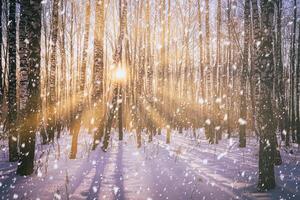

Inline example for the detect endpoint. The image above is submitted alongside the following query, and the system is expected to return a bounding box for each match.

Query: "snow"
[0,129,299,199]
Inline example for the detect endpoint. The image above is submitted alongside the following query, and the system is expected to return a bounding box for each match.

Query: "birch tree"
[7,0,18,162]
[17,0,42,175]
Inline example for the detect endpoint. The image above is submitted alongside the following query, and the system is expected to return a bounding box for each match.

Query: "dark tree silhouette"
[17,0,42,176]
[7,0,18,162]
[0,0,3,113]
[256,0,278,191]
[239,0,250,148]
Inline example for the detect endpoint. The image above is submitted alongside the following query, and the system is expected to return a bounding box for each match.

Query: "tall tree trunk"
[145,0,154,141]
[69,0,74,129]
[251,0,261,139]
[239,0,250,148]
[215,0,222,143]
[256,0,277,191]
[249,8,257,136]
[166,0,171,143]
[48,0,59,142]
[58,0,67,138]
[70,0,91,159]
[17,0,42,175]
[297,18,300,145]
[226,0,232,138]
[118,0,124,141]
[92,0,105,150]
[102,0,127,151]
[198,0,204,123]
[41,2,49,143]
[205,0,213,143]
[160,0,166,103]
[135,0,144,147]
[19,1,29,112]
[167,0,171,96]
[0,0,3,117]
[7,0,18,162]
[276,0,287,142]
[146,0,152,98]
[288,0,297,145]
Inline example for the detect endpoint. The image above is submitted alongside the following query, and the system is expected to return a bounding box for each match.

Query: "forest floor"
[0,128,299,200]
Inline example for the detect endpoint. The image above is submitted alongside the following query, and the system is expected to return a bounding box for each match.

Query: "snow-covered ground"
[0,128,299,200]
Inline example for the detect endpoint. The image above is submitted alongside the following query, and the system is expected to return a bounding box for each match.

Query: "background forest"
[0,0,299,199]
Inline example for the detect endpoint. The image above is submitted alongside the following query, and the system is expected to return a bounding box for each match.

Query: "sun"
[114,67,127,82]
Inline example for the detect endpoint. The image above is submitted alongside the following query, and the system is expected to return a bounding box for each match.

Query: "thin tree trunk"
[146,0,152,98]
[205,0,213,143]
[0,0,3,117]
[118,0,124,141]
[58,0,67,138]
[215,0,222,142]
[288,0,297,145]
[48,0,59,142]
[226,0,232,138]
[239,0,250,148]
[159,0,165,103]
[297,17,300,145]
[251,0,261,139]
[7,0,18,162]
[276,0,288,144]
[198,0,204,124]
[69,1,74,129]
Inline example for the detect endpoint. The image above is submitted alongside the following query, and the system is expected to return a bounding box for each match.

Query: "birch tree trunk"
[48,0,59,142]
[297,19,300,145]
[289,0,297,144]
[17,0,42,175]
[215,0,222,143]
[102,0,127,151]
[92,0,105,150]
[239,0,250,148]
[8,0,18,162]
[0,0,3,116]
[257,0,278,191]
[70,0,91,159]
[205,0,213,144]
[226,0,232,138]
[58,0,67,138]
[276,0,288,143]
[198,0,204,122]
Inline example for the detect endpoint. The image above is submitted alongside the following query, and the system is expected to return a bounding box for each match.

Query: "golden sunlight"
[113,67,127,82]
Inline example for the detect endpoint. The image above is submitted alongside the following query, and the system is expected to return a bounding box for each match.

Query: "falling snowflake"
[238,118,247,125]
[205,119,211,125]
[113,186,119,195]
[93,186,98,193]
